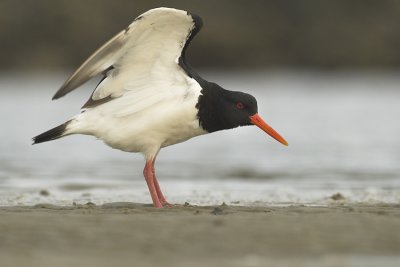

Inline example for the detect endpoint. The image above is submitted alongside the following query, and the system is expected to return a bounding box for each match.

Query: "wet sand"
[1,203,400,267]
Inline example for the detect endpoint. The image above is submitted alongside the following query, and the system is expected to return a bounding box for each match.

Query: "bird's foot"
[153,202,163,208]
[161,201,172,208]
[159,196,172,208]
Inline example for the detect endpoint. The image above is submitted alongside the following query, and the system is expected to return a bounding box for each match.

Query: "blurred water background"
[1,71,399,206]
[1,1,400,206]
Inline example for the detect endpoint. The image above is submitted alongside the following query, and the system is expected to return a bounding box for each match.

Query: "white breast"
[67,76,207,158]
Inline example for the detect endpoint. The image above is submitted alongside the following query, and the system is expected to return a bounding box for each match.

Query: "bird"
[33,7,288,208]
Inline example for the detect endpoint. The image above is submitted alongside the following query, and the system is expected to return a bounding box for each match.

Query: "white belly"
[68,95,207,158]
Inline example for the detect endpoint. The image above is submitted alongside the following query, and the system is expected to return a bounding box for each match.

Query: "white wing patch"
[53,7,198,118]
[113,64,194,117]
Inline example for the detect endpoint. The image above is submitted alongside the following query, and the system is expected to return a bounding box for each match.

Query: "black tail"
[32,120,71,144]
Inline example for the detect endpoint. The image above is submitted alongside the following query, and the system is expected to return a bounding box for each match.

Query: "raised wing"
[53,7,202,101]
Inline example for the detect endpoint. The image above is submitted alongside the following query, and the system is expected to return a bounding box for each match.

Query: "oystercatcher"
[33,7,288,208]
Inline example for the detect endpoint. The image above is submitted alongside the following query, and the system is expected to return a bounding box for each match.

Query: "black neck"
[177,13,254,132]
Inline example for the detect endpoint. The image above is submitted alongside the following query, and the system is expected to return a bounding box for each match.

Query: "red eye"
[236,102,244,109]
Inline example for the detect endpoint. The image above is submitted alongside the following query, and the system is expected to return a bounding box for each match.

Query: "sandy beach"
[1,203,399,267]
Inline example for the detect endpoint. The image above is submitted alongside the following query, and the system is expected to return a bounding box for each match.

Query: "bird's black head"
[196,82,257,132]
[220,89,258,128]
[196,82,288,146]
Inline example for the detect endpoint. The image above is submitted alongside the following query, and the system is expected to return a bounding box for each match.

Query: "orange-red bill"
[249,114,288,146]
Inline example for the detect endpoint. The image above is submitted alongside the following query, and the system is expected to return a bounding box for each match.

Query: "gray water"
[1,71,400,206]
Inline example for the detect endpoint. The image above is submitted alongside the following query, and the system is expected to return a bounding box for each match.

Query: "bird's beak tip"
[249,113,288,147]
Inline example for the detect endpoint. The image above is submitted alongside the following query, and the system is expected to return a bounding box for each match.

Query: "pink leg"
[143,160,162,208]
[151,160,170,207]
[153,176,170,206]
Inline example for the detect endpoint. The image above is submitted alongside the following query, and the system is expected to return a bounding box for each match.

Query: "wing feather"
[53,31,127,99]
[53,7,201,105]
